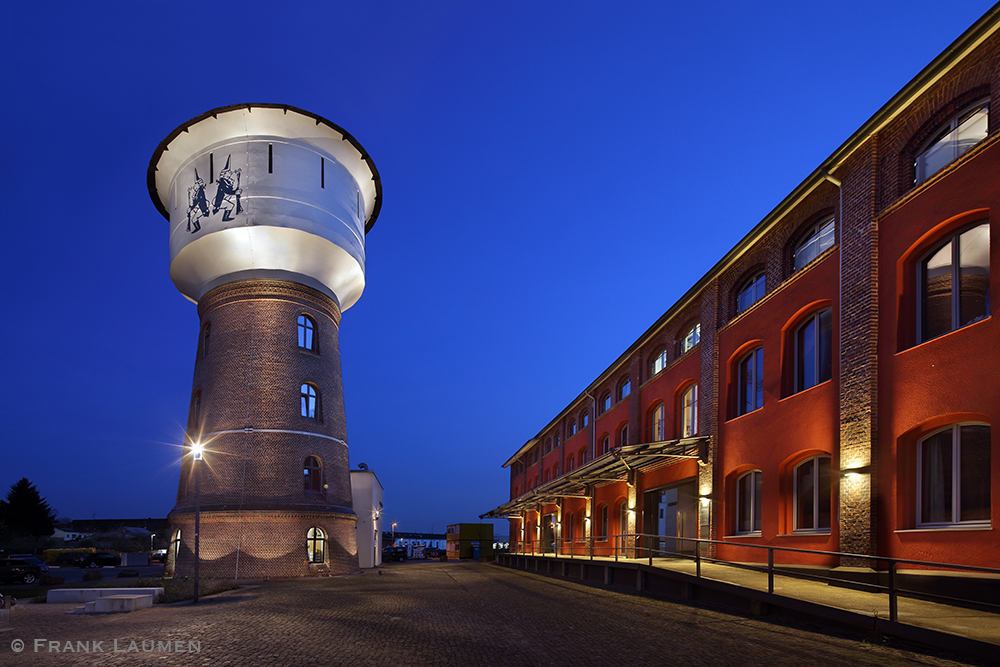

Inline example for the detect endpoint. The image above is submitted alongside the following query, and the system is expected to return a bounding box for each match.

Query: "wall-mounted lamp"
[699,496,711,505]
[840,464,874,478]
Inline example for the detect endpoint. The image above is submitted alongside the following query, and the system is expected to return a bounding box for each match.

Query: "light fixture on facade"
[840,464,873,478]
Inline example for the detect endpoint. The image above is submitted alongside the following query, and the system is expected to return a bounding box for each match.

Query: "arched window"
[919,221,989,343]
[652,404,665,441]
[188,389,202,431]
[918,423,990,526]
[618,501,629,539]
[600,435,610,455]
[569,420,577,436]
[543,468,550,483]
[793,216,836,272]
[599,392,611,414]
[579,446,588,466]
[300,383,320,419]
[793,456,831,532]
[651,348,669,375]
[565,512,574,541]
[681,324,701,353]
[597,504,608,539]
[795,310,833,392]
[544,437,552,454]
[681,384,699,437]
[915,99,989,185]
[738,348,764,416]
[554,462,561,477]
[303,456,323,492]
[735,470,762,534]
[168,529,182,573]
[737,273,766,314]
[582,410,590,428]
[618,424,628,448]
[618,377,631,401]
[298,314,317,351]
[306,527,327,563]
[201,322,211,359]
[567,453,575,471]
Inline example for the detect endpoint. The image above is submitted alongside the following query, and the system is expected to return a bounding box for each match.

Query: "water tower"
[147,104,381,578]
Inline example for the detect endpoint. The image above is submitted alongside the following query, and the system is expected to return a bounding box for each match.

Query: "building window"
[737,273,766,314]
[582,411,589,427]
[652,404,665,441]
[298,314,316,351]
[544,438,552,454]
[618,424,628,448]
[597,504,608,539]
[188,389,201,431]
[681,384,698,437]
[543,468,550,483]
[794,456,831,532]
[168,529,182,572]
[554,462,560,477]
[569,420,577,436]
[567,454,574,471]
[618,378,631,401]
[681,324,701,353]
[579,446,588,466]
[652,349,668,375]
[601,435,610,455]
[306,527,327,563]
[736,470,762,535]
[793,216,836,272]
[618,501,628,539]
[303,456,323,493]
[918,424,991,526]
[201,322,211,359]
[300,383,320,419]
[919,221,990,343]
[795,309,833,392]
[915,100,989,185]
[737,348,764,416]
[565,513,574,541]
[599,393,611,414]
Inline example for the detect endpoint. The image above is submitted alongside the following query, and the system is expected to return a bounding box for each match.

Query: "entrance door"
[644,481,697,556]
[541,513,556,553]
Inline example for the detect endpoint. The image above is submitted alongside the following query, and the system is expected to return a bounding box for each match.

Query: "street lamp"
[392,521,397,546]
[150,533,156,556]
[191,442,203,604]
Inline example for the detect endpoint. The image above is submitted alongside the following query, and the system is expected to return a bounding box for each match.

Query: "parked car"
[151,549,168,563]
[73,553,118,569]
[0,558,44,585]
[381,546,407,562]
[53,552,91,567]
[423,547,445,559]
[9,555,49,574]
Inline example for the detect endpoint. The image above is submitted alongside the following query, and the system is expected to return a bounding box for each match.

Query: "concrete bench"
[48,587,164,604]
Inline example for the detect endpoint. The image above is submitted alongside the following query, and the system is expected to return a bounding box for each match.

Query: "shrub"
[81,570,103,582]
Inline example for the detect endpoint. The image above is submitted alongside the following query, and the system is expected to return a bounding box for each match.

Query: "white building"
[350,467,384,568]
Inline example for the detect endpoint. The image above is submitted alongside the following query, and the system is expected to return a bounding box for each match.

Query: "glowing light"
[192,442,204,461]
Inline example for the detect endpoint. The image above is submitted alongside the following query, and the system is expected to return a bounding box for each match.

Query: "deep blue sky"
[2,1,994,536]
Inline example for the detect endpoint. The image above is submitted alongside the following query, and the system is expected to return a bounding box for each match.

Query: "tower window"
[306,527,327,563]
[304,456,323,493]
[300,384,320,419]
[298,315,317,351]
[202,322,211,359]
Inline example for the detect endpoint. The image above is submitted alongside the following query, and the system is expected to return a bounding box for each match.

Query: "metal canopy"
[480,436,708,519]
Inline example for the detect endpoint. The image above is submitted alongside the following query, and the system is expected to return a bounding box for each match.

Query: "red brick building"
[486,6,1000,571]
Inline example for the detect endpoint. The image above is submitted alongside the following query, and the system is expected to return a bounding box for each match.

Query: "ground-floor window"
[735,470,762,534]
[918,423,991,526]
[307,527,327,563]
[794,456,831,532]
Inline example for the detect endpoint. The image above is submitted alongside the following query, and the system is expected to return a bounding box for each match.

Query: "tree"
[0,478,56,537]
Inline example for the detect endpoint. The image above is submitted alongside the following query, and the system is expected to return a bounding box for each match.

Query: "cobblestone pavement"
[0,562,990,666]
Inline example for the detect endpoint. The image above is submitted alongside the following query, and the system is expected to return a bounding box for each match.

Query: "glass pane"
[794,235,817,272]
[818,309,832,384]
[922,240,953,341]
[796,459,815,529]
[958,223,990,328]
[818,458,831,529]
[955,106,989,158]
[920,429,953,523]
[754,348,763,410]
[737,474,752,533]
[797,318,816,390]
[959,425,991,522]
[739,355,752,414]
[918,127,958,182]
[753,472,762,532]
[817,218,835,255]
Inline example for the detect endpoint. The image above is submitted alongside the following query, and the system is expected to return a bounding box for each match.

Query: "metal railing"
[507,532,1000,622]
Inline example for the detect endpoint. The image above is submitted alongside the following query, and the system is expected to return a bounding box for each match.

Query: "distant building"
[350,467,384,568]
[485,6,1000,571]
[446,524,494,560]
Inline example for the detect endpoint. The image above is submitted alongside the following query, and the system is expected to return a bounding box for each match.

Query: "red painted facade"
[491,9,1000,572]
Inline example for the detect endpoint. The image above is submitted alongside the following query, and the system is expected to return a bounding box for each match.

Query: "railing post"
[648,535,653,567]
[614,534,618,562]
[888,562,898,622]
[767,547,774,594]
[695,539,701,579]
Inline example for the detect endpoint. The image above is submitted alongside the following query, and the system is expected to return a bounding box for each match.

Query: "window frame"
[297,314,317,352]
[793,456,832,533]
[618,424,628,448]
[599,393,612,414]
[916,423,991,528]
[680,323,701,354]
[651,403,665,442]
[736,273,766,314]
[600,434,610,456]
[597,504,608,540]
[794,309,833,393]
[651,348,669,376]
[914,99,989,186]
[737,348,764,417]
[618,377,631,402]
[303,455,323,493]
[793,216,836,272]
[681,384,698,437]
[306,527,327,563]
[917,221,990,344]
[735,470,762,535]
[300,383,320,420]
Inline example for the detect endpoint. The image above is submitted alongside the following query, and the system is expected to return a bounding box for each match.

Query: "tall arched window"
[188,389,202,431]
[652,404,665,441]
[651,348,669,375]
[681,384,699,437]
[567,453,575,471]
[918,423,990,526]
[919,221,990,343]
[298,314,317,351]
[618,377,631,401]
[735,470,762,534]
[599,393,611,414]
[582,410,590,427]
[569,419,577,436]
[168,529,182,574]
[600,435,610,455]
[738,348,764,416]
[300,383,320,419]
[306,527,327,563]
[618,424,628,448]
[681,323,701,353]
[597,504,608,539]
[795,310,833,392]
[794,456,831,532]
[303,456,323,492]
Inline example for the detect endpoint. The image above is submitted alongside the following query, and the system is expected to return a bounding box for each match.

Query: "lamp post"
[150,533,156,557]
[392,522,397,546]
[192,442,203,604]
